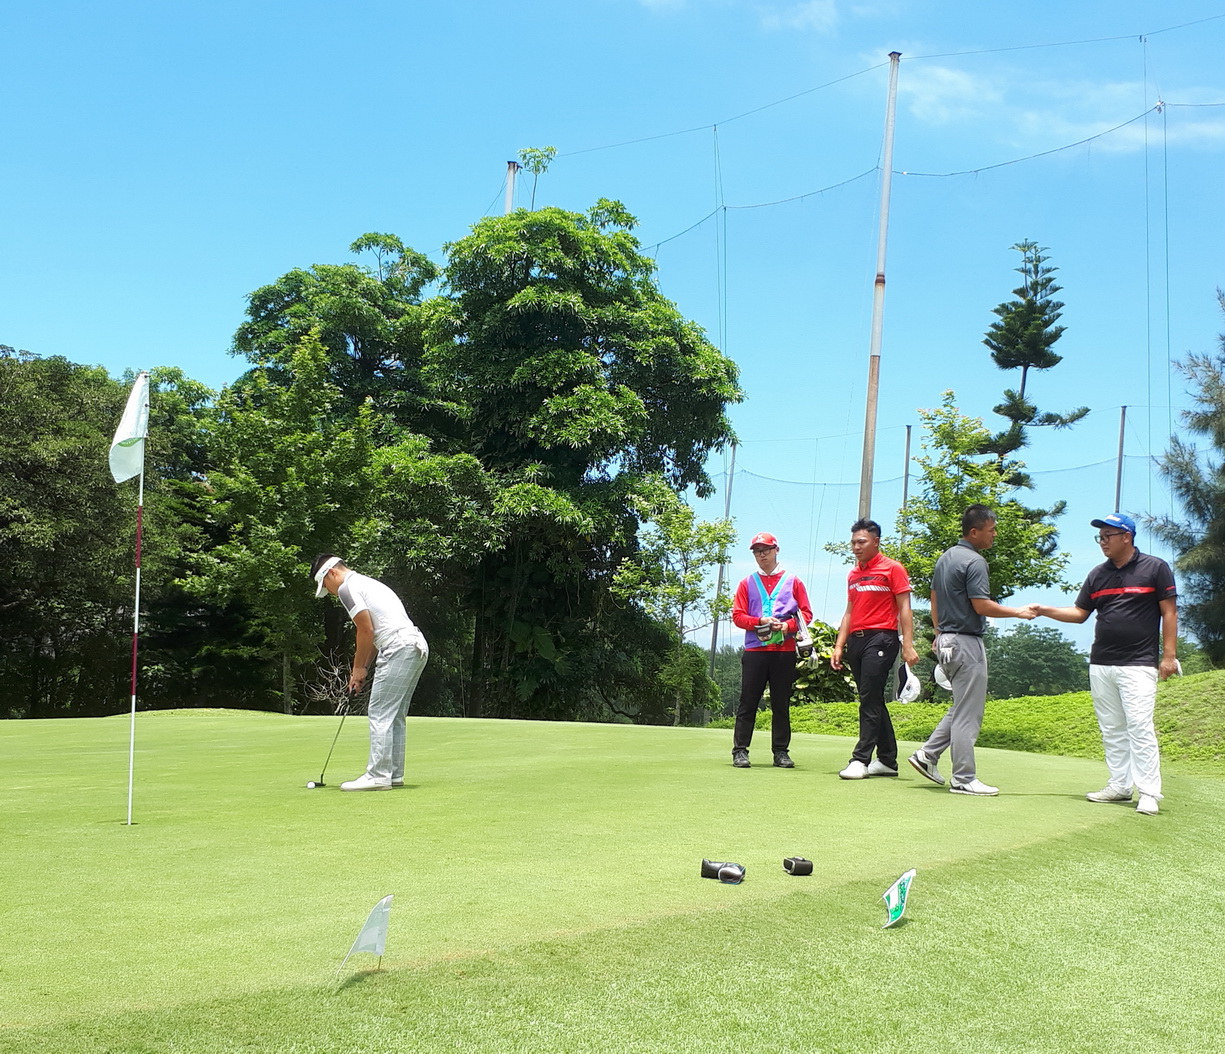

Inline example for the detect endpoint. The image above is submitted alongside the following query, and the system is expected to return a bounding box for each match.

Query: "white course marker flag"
[109,371,150,483]
[881,868,916,928]
[337,894,394,976]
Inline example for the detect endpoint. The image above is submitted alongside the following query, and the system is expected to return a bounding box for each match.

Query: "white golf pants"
[1089,664,1162,799]
[366,636,429,783]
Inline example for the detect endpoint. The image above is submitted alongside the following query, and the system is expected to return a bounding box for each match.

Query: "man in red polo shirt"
[831,518,919,779]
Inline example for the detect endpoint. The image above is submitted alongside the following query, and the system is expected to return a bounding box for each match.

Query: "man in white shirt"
[311,554,429,791]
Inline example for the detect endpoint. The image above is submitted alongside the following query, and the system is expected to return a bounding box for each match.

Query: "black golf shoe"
[732,748,751,768]
[773,751,794,768]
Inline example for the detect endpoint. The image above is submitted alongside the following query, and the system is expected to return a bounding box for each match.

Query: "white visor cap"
[313,556,342,597]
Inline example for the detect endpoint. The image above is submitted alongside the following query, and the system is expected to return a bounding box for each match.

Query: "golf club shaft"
[319,711,347,783]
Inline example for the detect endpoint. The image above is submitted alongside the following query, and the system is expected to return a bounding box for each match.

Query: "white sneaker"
[907,749,945,786]
[867,759,899,777]
[1086,787,1133,803]
[950,778,999,796]
[340,773,392,791]
[391,779,405,788]
[1136,794,1160,815]
[839,760,869,780]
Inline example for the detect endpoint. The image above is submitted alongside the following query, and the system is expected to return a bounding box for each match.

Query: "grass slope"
[1,711,1221,1053]
[774,669,1225,773]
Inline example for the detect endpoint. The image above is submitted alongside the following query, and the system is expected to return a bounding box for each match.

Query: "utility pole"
[857,51,902,520]
[708,443,737,678]
[1114,406,1127,511]
[504,161,520,215]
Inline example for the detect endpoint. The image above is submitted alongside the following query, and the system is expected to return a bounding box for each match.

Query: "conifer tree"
[978,241,1089,486]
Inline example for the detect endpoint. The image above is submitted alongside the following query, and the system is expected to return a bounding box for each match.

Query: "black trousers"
[733,649,795,754]
[847,630,899,766]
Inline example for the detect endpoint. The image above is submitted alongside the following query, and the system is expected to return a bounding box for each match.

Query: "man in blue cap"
[1034,513,1178,816]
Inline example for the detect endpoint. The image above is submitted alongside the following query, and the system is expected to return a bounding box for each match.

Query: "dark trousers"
[733,649,795,754]
[847,630,899,766]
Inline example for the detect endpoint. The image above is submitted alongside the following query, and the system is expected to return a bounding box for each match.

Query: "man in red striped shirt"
[1035,513,1177,816]
[831,519,919,779]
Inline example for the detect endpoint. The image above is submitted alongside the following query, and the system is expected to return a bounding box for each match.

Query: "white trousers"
[1088,664,1162,799]
[366,636,429,782]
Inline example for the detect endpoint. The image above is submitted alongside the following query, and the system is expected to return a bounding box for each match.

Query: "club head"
[306,781,325,789]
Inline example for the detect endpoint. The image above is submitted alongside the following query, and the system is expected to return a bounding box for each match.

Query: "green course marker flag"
[881,868,915,928]
[337,894,394,977]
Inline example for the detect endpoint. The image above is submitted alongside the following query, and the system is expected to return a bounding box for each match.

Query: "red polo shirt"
[846,552,911,632]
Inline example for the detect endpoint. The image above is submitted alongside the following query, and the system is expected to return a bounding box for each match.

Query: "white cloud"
[633,0,841,33]
[760,0,839,33]
[899,63,1003,126]
[891,62,1225,156]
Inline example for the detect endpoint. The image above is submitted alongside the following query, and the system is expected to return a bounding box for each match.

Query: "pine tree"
[1151,292,1225,662]
[978,241,1089,485]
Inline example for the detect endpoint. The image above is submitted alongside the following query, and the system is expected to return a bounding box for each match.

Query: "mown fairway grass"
[1,708,1222,1053]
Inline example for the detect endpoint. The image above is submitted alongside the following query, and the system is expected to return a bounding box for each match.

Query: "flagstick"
[126,468,144,826]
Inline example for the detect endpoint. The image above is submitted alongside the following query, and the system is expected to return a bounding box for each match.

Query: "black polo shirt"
[1075,549,1176,666]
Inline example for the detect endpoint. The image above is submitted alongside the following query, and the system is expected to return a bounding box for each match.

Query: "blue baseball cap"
[1091,512,1136,535]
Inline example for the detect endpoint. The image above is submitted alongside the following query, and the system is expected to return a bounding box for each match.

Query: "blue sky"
[5,0,1224,649]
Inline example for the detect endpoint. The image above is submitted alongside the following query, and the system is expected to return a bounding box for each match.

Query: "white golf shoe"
[1086,787,1133,803]
[1136,794,1160,815]
[340,773,392,791]
[866,759,899,777]
[839,760,869,780]
[950,778,999,796]
[907,749,945,786]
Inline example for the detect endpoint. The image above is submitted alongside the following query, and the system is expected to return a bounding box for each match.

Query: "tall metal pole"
[504,161,520,215]
[126,468,143,826]
[901,423,912,509]
[857,51,902,520]
[709,443,737,678]
[1114,405,1127,511]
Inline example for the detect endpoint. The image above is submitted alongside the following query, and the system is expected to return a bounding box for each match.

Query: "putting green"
[1,710,1135,1029]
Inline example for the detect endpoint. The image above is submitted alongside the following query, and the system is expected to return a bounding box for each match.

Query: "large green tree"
[1151,295,1225,663]
[419,200,741,719]
[984,624,1088,698]
[218,202,742,721]
[233,233,441,436]
[0,349,133,716]
[894,393,1070,599]
[0,353,229,716]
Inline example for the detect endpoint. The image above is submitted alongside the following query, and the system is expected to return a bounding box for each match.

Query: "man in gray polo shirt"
[907,505,1036,796]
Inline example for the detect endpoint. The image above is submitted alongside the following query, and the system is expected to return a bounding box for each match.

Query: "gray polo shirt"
[931,538,992,635]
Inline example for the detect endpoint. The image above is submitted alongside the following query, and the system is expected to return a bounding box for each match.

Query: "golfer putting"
[311,554,429,791]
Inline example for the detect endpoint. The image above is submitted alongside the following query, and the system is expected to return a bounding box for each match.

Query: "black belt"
[850,628,894,637]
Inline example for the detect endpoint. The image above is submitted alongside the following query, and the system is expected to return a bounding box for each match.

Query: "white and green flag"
[338,894,394,975]
[881,868,915,928]
[109,371,150,483]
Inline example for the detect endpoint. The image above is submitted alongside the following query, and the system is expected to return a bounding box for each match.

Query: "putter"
[306,712,347,788]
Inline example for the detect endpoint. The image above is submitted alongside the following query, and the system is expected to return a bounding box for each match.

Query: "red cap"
[749,532,779,550]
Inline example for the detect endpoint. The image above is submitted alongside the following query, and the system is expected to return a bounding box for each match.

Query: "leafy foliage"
[6,202,742,723]
[0,349,133,716]
[610,481,732,724]
[893,393,1070,599]
[417,201,741,719]
[984,623,1088,698]
[791,618,856,704]
[1151,295,1225,663]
